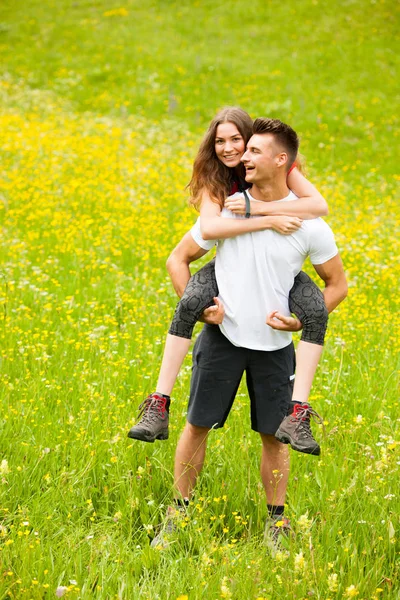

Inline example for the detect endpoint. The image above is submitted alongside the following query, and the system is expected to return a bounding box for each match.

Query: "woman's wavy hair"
[187,107,253,210]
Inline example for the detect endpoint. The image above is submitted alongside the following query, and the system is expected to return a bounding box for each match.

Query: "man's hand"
[266,310,302,332]
[200,297,225,325]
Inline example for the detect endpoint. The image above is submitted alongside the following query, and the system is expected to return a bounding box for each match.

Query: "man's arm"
[266,254,347,332]
[166,231,225,325]
[166,232,208,297]
[312,254,348,313]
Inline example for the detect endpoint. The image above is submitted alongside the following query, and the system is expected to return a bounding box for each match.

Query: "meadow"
[0,0,399,598]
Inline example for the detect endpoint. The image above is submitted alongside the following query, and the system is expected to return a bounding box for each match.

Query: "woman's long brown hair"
[295,153,305,175]
[187,107,253,211]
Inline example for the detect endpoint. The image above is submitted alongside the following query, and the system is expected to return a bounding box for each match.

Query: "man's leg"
[260,434,292,550]
[259,433,290,506]
[174,422,210,500]
[246,343,294,543]
[151,421,209,549]
[150,326,244,549]
[175,324,244,499]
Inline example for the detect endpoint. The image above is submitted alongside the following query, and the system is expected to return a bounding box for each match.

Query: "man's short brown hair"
[252,118,299,170]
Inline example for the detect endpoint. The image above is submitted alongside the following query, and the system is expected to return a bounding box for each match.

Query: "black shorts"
[187,325,295,435]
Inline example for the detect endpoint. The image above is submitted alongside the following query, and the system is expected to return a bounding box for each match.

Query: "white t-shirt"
[190,190,338,351]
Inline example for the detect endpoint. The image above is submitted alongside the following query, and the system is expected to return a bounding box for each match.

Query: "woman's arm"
[225,168,329,219]
[199,192,302,240]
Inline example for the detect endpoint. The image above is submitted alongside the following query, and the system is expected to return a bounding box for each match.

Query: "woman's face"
[214,122,246,168]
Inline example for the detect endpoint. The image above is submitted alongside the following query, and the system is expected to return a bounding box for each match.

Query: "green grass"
[0,0,399,598]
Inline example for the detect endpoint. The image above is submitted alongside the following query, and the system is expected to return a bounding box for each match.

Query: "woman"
[128,107,328,454]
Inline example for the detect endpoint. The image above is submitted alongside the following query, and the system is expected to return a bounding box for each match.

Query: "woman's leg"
[155,335,192,397]
[128,259,218,442]
[288,271,328,402]
[156,258,218,395]
[275,271,328,455]
[292,342,324,403]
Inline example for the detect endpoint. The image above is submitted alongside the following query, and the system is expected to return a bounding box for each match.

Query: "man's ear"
[276,152,288,168]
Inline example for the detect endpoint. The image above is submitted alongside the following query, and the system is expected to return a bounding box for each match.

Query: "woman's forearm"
[201,216,275,240]
[284,167,329,218]
[250,196,328,219]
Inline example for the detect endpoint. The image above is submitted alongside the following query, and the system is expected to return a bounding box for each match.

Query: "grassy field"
[0,0,399,598]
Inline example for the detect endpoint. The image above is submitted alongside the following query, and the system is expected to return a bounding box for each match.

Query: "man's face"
[241,133,285,183]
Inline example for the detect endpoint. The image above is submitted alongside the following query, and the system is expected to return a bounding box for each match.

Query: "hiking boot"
[275,403,323,455]
[150,505,186,549]
[127,393,169,442]
[264,516,292,554]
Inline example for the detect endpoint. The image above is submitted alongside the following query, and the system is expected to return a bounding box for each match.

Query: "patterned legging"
[169,258,328,345]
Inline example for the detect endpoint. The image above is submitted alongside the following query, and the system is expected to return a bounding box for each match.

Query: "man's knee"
[175,422,210,468]
[260,432,288,453]
[185,421,210,439]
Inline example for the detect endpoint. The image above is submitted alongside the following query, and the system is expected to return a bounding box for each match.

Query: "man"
[153,118,347,547]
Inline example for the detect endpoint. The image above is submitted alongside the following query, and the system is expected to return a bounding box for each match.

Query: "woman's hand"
[266,310,302,332]
[270,216,303,235]
[223,197,303,234]
[224,196,247,214]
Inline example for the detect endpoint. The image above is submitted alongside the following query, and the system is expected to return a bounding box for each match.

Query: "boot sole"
[275,429,320,456]
[127,430,169,443]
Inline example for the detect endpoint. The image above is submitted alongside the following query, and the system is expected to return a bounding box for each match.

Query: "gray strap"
[243,189,251,218]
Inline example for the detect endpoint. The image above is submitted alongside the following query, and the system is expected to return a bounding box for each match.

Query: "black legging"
[169,258,328,345]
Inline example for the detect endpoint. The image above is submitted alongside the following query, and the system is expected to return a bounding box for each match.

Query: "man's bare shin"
[174,422,210,499]
[260,434,290,506]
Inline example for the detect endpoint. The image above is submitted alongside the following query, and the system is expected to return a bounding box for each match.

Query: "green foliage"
[0,0,399,598]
